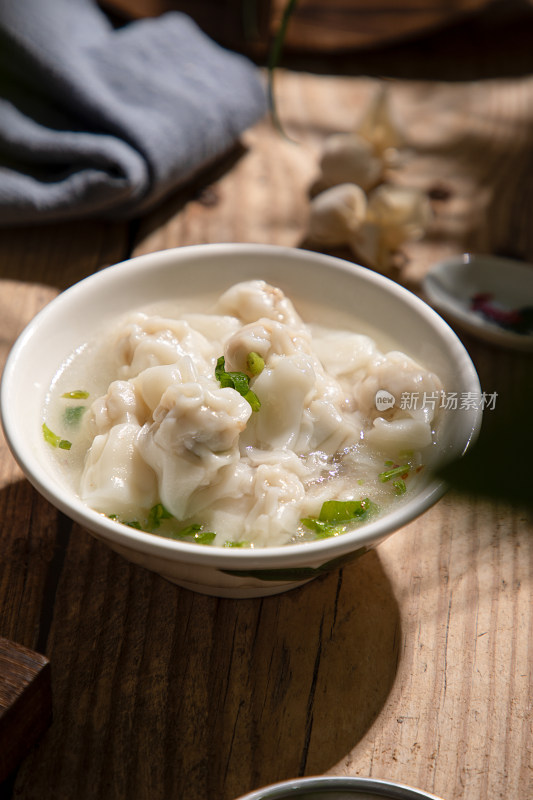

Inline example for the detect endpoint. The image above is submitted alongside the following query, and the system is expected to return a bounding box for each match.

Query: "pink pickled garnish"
[470,292,523,327]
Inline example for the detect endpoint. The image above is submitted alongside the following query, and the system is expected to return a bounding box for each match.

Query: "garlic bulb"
[317,133,383,193]
[308,183,367,246]
[366,184,432,249]
[315,85,404,194]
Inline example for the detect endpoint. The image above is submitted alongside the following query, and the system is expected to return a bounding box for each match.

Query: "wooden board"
[0,638,52,784]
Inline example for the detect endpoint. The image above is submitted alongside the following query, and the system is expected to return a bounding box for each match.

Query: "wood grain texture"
[0,638,51,783]
[1,30,533,800]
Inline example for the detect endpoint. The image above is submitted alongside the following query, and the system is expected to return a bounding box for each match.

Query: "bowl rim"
[1,243,482,568]
[233,774,445,799]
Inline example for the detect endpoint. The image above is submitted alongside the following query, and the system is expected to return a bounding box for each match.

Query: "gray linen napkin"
[0,0,267,225]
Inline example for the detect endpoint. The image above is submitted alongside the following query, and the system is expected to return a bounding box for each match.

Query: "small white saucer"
[423,254,533,351]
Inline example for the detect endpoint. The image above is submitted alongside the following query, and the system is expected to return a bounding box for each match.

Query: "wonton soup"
[43,280,443,548]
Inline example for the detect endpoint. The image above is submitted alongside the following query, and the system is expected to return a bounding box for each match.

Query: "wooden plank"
[0,638,52,783]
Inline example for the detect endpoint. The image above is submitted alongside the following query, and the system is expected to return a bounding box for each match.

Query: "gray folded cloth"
[0,0,267,225]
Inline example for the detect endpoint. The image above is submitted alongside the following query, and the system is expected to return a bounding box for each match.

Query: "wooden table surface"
[1,9,533,800]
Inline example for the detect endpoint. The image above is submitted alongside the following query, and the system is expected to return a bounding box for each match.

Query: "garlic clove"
[308,183,367,246]
[366,184,432,248]
[317,132,383,192]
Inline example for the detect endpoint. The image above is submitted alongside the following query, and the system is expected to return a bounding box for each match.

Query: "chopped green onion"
[42,422,71,450]
[61,390,89,399]
[124,519,143,530]
[301,498,377,538]
[319,498,377,522]
[193,531,216,545]
[246,351,265,375]
[108,511,215,545]
[393,479,407,496]
[63,405,86,426]
[170,523,202,539]
[147,503,173,531]
[170,524,215,545]
[223,540,252,548]
[299,517,339,537]
[378,464,410,483]
[215,356,261,411]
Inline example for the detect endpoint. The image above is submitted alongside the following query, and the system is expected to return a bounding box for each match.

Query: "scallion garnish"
[63,406,86,426]
[42,423,71,450]
[171,524,216,545]
[378,464,410,483]
[223,540,252,548]
[193,531,216,545]
[301,497,377,538]
[215,356,261,411]
[61,390,89,399]
[246,351,265,376]
[147,503,173,531]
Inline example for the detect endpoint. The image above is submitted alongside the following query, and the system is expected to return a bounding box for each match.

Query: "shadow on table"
[3,513,400,800]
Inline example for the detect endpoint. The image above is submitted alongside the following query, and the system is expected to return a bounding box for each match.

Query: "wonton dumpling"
[115,314,215,379]
[243,353,316,451]
[224,317,312,374]
[242,463,306,546]
[215,280,303,327]
[312,330,378,380]
[81,422,158,516]
[86,379,150,435]
[132,364,185,414]
[355,350,443,424]
[137,378,252,519]
[366,416,433,451]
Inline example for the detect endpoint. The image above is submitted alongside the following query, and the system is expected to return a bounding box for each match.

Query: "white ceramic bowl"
[1,244,481,598]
